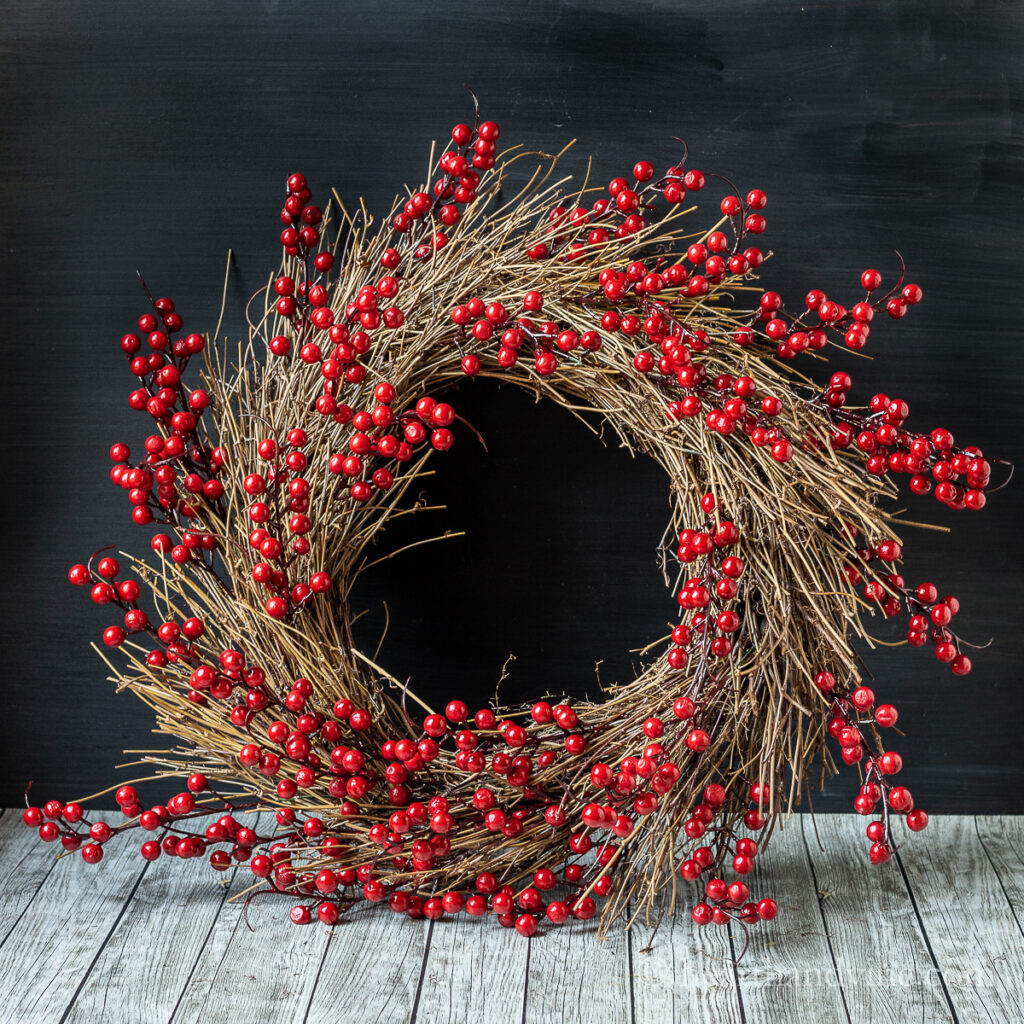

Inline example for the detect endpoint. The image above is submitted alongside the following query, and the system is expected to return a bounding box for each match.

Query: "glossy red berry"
[81,843,104,864]
[869,842,892,865]
[906,809,929,832]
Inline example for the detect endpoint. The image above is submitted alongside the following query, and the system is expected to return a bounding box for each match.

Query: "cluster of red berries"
[839,526,974,676]
[752,267,921,362]
[394,120,498,243]
[528,162,763,387]
[546,203,804,464]
[668,493,744,669]
[262,123,512,513]
[827,385,992,512]
[902,584,972,672]
[749,276,995,511]
[22,779,267,869]
[68,553,206,653]
[242,427,334,619]
[271,174,385,391]
[816,669,929,864]
[524,160,713,264]
[686,783,778,928]
[326,390,458,501]
[450,290,603,377]
[113,295,226,532]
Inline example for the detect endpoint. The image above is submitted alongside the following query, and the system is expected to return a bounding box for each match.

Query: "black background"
[1,1,1021,811]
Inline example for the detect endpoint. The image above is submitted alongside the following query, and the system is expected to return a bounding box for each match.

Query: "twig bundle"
[25,110,997,942]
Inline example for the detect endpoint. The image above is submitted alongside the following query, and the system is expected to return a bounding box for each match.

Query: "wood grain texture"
[631,899,743,1024]
[0,810,61,947]
[2,814,1024,1022]
[0,812,149,1024]
[730,819,847,1024]
[168,816,332,1024]
[522,916,630,1024]
[896,815,1024,1023]
[61,840,253,1024]
[800,814,954,1023]
[975,817,1024,938]
[307,903,429,1024]
[414,913,529,1024]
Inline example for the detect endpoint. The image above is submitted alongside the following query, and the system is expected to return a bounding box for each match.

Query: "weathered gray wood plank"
[801,814,954,1023]
[306,901,429,1024]
[897,815,1024,1023]
[631,894,743,1024]
[415,912,529,1024]
[0,810,62,946]
[731,817,847,1024]
[523,913,630,1024]
[3,812,1023,1024]
[975,816,1024,937]
[0,812,150,1024]
[168,814,333,1024]
[61,815,264,1024]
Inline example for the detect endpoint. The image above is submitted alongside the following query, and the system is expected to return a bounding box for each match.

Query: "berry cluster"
[816,670,928,863]
[838,533,975,675]
[832,391,993,512]
[112,299,224,532]
[687,782,779,929]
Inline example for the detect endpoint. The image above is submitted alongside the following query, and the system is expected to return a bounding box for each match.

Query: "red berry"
[906,809,929,832]
[869,842,892,865]
[82,843,104,864]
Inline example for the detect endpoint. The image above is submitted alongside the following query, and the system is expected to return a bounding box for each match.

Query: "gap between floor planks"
[0,815,1021,1024]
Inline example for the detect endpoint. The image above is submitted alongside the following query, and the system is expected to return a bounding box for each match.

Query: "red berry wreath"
[25,108,1001,941]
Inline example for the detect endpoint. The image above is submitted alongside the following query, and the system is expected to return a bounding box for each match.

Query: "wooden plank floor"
[0,811,1020,1024]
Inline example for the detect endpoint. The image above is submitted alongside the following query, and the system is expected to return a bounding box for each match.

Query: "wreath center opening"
[351,378,667,709]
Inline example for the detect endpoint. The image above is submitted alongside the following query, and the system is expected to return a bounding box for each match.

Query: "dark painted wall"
[1,1,1021,810]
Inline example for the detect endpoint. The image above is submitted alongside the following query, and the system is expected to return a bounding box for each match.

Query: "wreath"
[23,107,999,941]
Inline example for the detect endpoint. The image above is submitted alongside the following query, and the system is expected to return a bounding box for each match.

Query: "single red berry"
[869,842,892,865]
[906,809,929,832]
[81,843,104,864]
